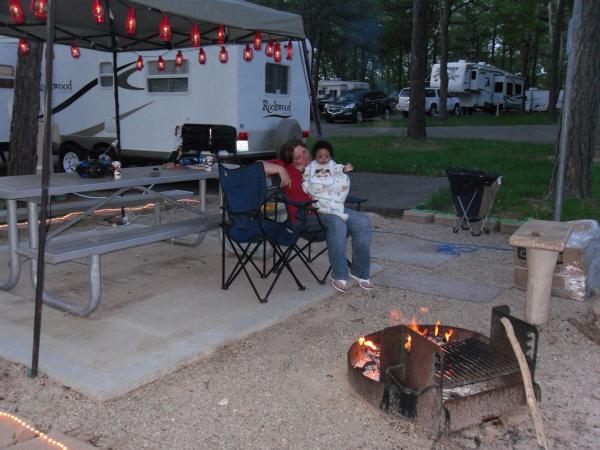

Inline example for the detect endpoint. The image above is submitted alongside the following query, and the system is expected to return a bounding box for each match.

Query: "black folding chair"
[219,162,321,303]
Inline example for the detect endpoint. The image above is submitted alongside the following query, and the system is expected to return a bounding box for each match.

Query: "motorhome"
[1,37,311,172]
[430,60,524,113]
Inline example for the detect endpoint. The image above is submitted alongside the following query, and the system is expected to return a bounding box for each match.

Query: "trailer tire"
[428,104,437,116]
[452,104,461,116]
[92,143,116,165]
[273,118,302,151]
[59,143,87,173]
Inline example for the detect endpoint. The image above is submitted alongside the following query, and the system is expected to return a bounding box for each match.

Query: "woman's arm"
[261,161,291,187]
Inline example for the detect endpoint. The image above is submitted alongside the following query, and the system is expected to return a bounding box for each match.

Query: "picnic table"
[0,165,219,316]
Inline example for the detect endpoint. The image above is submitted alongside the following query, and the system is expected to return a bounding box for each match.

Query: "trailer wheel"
[59,143,87,173]
[452,104,461,116]
[273,118,302,150]
[92,143,116,165]
[428,104,437,116]
[354,110,363,123]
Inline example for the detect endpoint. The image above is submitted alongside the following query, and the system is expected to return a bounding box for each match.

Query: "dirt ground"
[1,214,599,449]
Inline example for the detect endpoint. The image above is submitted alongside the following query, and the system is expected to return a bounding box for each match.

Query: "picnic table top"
[509,219,574,252]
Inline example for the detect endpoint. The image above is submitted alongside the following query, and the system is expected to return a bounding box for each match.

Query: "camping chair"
[219,162,318,303]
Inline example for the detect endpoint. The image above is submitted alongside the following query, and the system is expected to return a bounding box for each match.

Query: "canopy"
[0,0,305,51]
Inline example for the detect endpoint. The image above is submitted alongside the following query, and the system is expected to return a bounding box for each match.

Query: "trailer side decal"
[71,101,153,136]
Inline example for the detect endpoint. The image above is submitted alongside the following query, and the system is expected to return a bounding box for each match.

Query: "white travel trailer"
[1,38,311,171]
[317,79,369,99]
[525,88,564,112]
[430,60,524,113]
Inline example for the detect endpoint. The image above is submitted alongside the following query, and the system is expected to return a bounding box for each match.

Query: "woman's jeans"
[305,208,372,281]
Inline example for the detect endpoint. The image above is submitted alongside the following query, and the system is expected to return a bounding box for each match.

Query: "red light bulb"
[157,55,166,71]
[159,15,172,42]
[217,25,226,44]
[136,55,144,71]
[219,46,228,64]
[30,0,47,19]
[190,24,201,47]
[70,43,81,59]
[253,31,262,51]
[274,42,281,63]
[175,50,184,67]
[125,6,136,36]
[243,43,253,62]
[265,40,274,57]
[286,40,293,60]
[18,38,30,55]
[92,0,104,24]
[198,48,206,65]
[8,0,25,24]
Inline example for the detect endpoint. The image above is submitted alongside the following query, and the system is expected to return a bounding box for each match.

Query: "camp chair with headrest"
[219,162,317,303]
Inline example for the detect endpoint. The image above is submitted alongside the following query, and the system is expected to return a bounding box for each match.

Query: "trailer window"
[147,59,189,93]
[0,64,15,89]
[515,83,522,95]
[494,82,503,93]
[99,62,113,88]
[265,63,289,95]
[506,82,514,95]
[470,70,477,80]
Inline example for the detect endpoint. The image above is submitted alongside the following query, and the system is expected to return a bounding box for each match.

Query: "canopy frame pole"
[106,0,122,159]
[31,0,56,378]
[301,40,322,139]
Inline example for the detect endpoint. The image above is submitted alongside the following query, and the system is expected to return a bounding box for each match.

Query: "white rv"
[430,60,524,113]
[1,38,311,171]
[525,88,564,112]
[317,79,369,99]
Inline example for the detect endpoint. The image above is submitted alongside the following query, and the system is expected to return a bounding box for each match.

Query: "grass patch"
[355,111,557,128]
[312,136,599,222]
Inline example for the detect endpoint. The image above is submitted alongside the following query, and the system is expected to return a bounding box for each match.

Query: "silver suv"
[397,87,460,117]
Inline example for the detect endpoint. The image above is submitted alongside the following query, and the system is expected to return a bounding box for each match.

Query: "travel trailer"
[317,79,369,99]
[430,60,524,113]
[1,38,311,172]
[525,88,564,112]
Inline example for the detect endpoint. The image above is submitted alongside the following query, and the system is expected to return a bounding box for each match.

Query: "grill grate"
[437,338,519,388]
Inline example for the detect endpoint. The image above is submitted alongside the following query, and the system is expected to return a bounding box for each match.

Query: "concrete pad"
[0,232,334,401]
[371,242,456,268]
[373,269,505,303]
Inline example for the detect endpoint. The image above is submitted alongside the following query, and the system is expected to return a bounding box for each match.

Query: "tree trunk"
[438,0,451,120]
[8,41,43,176]
[530,30,540,87]
[548,0,566,120]
[490,26,497,64]
[408,0,428,139]
[521,33,531,110]
[549,0,600,199]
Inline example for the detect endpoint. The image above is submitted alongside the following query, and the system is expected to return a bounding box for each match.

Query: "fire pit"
[348,306,540,436]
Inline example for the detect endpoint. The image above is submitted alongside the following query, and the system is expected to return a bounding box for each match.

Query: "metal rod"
[301,40,322,139]
[106,0,122,159]
[31,0,56,378]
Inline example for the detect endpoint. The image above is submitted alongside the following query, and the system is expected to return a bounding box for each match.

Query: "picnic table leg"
[0,199,22,290]
[525,248,559,325]
[26,201,101,316]
[199,179,206,212]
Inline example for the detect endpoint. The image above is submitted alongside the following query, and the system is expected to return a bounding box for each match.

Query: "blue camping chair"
[219,162,319,303]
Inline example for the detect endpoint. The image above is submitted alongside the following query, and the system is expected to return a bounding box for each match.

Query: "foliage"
[355,111,557,127]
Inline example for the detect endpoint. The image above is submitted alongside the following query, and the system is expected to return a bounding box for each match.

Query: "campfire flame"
[434,320,441,337]
[444,329,454,342]
[357,337,378,352]
[405,335,412,351]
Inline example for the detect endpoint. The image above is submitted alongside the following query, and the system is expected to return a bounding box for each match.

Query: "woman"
[263,139,373,292]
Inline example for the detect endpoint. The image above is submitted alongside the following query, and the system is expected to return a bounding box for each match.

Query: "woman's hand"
[277,166,291,187]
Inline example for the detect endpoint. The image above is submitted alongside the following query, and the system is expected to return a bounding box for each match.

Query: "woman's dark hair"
[312,140,333,159]
[279,138,304,165]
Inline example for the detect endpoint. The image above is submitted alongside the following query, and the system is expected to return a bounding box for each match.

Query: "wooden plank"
[17,214,220,264]
[509,219,573,252]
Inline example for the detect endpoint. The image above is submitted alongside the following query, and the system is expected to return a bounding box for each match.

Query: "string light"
[8,0,25,24]
[70,42,80,59]
[286,40,293,60]
[265,40,274,57]
[175,50,184,67]
[136,55,144,70]
[0,411,69,450]
[159,14,172,42]
[125,6,136,35]
[190,24,201,47]
[157,55,166,71]
[29,0,47,20]
[273,42,281,63]
[219,46,228,64]
[253,31,262,50]
[242,43,253,62]
[18,38,30,56]
[92,0,104,24]
[198,47,206,65]
[216,25,226,44]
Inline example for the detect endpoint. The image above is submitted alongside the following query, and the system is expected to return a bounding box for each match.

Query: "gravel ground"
[1,213,599,449]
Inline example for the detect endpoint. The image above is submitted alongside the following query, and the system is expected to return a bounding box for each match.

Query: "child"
[302,140,353,221]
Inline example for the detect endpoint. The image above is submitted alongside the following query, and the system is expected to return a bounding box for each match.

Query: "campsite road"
[311,122,558,144]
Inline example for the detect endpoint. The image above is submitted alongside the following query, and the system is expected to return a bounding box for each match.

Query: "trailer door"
[0,64,15,147]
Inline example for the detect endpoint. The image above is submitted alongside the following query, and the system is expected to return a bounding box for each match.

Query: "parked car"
[324,90,394,123]
[316,94,336,115]
[397,87,461,117]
